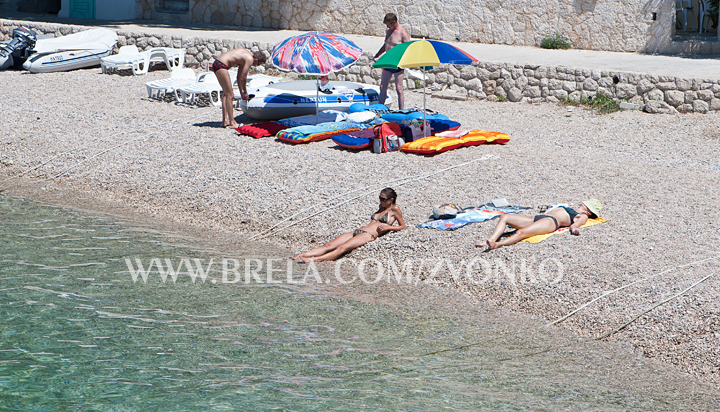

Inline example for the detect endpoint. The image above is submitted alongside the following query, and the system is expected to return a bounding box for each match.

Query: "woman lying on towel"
[291,188,406,263]
[477,199,602,251]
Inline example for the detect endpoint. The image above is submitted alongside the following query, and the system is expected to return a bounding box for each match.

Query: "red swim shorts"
[211,59,229,72]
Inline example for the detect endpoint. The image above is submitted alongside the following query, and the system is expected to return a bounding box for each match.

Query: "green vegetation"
[540,33,571,50]
[560,93,622,115]
[707,0,719,29]
[496,95,507,102]
[297,74,316,80]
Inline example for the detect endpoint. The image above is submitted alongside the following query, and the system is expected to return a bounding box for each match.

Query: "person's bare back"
[216,48,253,73]
[212,48,265,128]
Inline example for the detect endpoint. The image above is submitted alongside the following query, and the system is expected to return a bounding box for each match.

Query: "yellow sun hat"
[582,199,602,217]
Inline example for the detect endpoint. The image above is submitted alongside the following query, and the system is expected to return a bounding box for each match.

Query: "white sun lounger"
[145,68,196,99]
[101,47,185,75]
[177,73,283,107]
[176,71,224,106]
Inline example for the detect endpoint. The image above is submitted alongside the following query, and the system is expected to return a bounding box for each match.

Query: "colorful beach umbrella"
[271,32,362,121]
[271,31,362,75]
[373,40,478,137]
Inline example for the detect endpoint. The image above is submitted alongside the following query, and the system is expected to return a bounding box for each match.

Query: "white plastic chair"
[145,68,196,99]
[698,0,710,33]
[177,71,223,106]
[676,0,693,31]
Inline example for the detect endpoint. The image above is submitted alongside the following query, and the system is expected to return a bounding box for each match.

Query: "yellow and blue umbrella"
[372,39,477,69]
[373,40,478,136]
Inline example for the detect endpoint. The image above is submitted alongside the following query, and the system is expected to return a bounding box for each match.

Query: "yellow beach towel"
[522,217,608,243]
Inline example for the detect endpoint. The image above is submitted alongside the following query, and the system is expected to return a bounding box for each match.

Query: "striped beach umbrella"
[271,32,362,121]
[373,39,478,137]
[271,31,362,75]
[372,39,477,69]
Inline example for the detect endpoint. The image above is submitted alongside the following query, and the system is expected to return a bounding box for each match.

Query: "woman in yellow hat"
[477,199,602,250]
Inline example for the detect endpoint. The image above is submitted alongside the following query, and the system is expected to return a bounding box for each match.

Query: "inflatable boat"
[238,80,392,120]
[22,28,118,73]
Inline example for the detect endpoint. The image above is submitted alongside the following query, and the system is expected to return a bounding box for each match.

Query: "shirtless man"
[372,13,411,110]
[211,48,266,128]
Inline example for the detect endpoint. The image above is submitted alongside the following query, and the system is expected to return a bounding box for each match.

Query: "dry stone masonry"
[134,0,720,54]
[3,19,719,114]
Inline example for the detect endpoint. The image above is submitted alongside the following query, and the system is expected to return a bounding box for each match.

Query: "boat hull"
[23,49,112,73]
[239,80,392,120]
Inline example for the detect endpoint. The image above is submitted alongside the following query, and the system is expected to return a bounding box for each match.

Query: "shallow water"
[1,195,718,411]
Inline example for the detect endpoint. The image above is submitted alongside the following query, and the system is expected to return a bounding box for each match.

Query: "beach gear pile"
[235,102,510,155]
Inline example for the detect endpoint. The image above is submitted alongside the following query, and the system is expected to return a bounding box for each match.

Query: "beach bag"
[432,203,462,220]
[372,122,404,153]
[402,119,430,141]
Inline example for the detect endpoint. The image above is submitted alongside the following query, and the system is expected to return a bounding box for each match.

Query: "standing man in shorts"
[211,48,266,128]
[372,13,410,110]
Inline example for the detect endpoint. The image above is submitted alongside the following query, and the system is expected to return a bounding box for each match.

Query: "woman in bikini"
[291,188,406,263]
[477,199,602,251]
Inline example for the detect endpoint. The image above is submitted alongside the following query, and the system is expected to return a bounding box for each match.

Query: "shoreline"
[2,67,720,385]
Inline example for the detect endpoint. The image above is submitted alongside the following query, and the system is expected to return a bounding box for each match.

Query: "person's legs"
[304,232,374,262]
[486,218,557,250]
[214,68,238,128]
[378,69,392,107]
[393,70,405,110]
[292,232,354,260]
[480,214,535,246]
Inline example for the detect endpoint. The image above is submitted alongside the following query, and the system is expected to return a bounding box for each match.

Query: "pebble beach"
[2,66,720,385]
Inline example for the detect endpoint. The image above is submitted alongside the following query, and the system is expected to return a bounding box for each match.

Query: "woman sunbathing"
[477,199,602,251]
[291,188,406,262]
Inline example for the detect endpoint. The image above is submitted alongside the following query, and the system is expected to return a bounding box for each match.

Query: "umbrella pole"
[423,66,427,138]
[316,75,320,124]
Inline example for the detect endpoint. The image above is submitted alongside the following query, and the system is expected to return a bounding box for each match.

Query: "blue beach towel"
[417,203,531,231]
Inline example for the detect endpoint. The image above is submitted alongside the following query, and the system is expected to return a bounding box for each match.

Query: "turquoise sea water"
[1,195,718,411]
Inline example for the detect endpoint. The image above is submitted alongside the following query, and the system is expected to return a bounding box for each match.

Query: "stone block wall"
[135,0,719,54]
[3,19,719,113]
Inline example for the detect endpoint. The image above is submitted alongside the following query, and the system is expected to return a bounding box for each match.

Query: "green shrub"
[559,93,621,115]
[540,33,571,50]
[706,0,719,28]
[589,94,621,115]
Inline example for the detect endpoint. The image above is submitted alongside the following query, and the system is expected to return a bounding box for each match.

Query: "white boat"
[238,80,392,120]
[22,28,118,73]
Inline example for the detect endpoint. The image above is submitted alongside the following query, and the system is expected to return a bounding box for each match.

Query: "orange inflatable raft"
[400,130,509,155]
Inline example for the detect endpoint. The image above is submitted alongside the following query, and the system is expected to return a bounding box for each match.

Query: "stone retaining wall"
[133,0,720,54]
[3,19,719,114]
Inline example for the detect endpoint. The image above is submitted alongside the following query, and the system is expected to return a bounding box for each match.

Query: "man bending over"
[372,13,410,110]
[211,48,266,128]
